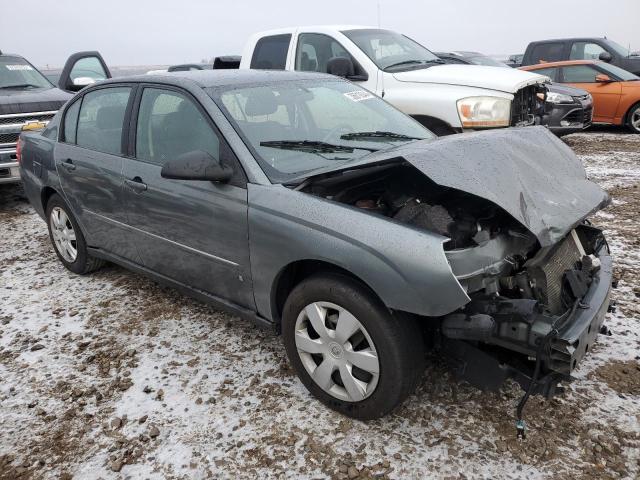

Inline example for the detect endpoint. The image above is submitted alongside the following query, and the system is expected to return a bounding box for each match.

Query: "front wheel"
[46,194,104,274]
[626,103,640,133]
[282,273,425,420]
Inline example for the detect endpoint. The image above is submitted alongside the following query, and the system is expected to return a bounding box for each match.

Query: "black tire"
[45,193,105,274]
[282,273,425,420]
[626,102,640,134]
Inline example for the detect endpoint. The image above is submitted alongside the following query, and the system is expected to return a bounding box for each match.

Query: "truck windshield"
[209,79,433,183]
[342,29,440,71]
[603,39,633,58]
[0,56,52,89]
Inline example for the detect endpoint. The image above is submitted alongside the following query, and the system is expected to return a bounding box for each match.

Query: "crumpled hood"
[393,64,548,93]
[304,127,608,247]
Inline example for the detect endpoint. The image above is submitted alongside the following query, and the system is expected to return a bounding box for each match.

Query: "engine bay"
[300,162,527,250]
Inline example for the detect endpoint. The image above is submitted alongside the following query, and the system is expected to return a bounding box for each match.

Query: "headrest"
[245,89,279,116]
[96,105,125,130]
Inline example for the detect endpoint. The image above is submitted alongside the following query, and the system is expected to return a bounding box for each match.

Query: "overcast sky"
[1,0,638,67]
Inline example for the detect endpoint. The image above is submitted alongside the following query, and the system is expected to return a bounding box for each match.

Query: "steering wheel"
[322,124,352,143]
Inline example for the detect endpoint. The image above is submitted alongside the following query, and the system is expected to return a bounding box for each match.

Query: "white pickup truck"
[240,26,549,135]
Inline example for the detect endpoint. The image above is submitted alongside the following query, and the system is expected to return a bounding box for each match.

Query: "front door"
[55,85,139,259]
[121,86,253,308]
[562,64,622,122]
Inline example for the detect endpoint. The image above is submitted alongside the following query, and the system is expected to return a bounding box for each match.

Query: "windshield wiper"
[0,83,42,90]
[383,59,445,71]
[260,140,378,153]
[340,131,423,141]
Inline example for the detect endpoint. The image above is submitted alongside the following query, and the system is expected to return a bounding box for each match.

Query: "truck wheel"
[627,103,640,134]
[282,273,425,420]
[46,194,104,274]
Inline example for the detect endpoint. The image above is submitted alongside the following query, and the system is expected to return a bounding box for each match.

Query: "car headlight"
[456,96,511,128]
[545,92,575,104]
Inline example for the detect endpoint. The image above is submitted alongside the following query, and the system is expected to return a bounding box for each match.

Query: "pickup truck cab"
[521,38,640,76]
[0,50,110,184]
[240,26,549,135]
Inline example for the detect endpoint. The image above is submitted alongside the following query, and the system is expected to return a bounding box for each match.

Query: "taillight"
[16,135,23,164]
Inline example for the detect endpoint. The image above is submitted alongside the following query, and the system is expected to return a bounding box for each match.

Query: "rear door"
[55,85,140,259]
[561,65,622,122]
[528,42,566,64]
[120,85,253,308]
[58,51,112,93]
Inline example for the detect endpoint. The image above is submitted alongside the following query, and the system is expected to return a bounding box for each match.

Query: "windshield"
[603,39,633,58]
[210,79,433,183]
[342,29,440,71]
[598,62,640,81]
[0,56,52,89]
[468,55,509,67]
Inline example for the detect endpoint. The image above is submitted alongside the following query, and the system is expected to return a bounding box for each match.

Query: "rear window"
[530,43,564,63]
[250,34,291,70]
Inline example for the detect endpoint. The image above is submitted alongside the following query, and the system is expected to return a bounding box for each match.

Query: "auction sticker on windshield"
[5,65,34,71]
[344,90,375,102]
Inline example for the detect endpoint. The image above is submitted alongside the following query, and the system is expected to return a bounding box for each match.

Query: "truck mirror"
[598,51,613,63]
[326,57,355,78]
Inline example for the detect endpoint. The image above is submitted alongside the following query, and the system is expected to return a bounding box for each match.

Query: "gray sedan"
[19,70,612,420]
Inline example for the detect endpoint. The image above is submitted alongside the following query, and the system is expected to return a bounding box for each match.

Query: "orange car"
[520,60,640,133]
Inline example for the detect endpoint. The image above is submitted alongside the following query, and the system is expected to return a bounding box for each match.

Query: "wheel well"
[41,186,58,211]
[411,115,460,136]
[624,101,640,124]
[271,260,380,326]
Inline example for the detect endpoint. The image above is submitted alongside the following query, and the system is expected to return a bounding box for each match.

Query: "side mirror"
[595,74,612,83]
[160,150,233,183]
[326,56,368,81]
[598,51,613,63]
[72,77,96,88]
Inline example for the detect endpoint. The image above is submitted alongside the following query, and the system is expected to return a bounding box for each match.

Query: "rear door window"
[530,43,565,63]
[76,87,131,155]
[562,65,599,83]
[250,34,292,70]
[62,99,81,143]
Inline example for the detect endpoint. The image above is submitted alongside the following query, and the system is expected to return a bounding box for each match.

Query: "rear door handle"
[125,177,147,193]
[60,158,76,172]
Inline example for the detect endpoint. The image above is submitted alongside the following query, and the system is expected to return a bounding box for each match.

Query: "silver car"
[19,70,612,421]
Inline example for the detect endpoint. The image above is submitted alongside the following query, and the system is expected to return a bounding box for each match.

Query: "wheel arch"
[624,100,640,129]
[270,259,384,328]
[410,114,460,136]
[41,186,59,212]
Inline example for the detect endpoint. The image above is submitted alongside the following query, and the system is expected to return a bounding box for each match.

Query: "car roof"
[521,60,599,69]
[528,37,607,44]
[101,69,340,88]
[251,25,380,36]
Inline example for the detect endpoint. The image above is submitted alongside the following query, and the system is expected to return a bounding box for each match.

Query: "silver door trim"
[84,209,239,268]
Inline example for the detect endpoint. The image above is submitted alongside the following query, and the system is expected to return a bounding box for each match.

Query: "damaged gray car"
[18,71,612,426]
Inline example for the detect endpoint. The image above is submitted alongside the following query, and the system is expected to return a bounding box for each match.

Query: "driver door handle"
[60,158,76,172]
[125,177,147,193]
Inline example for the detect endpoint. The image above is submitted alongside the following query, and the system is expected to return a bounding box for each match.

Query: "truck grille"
[511,85,544,127]
[0,111,56,148]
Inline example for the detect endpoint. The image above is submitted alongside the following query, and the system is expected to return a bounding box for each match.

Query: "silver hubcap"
[632,108,640,131]
[50,207,77,262]
[294,302,380,402]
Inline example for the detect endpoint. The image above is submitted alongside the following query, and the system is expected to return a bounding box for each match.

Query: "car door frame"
[120,81,256,310]
[58,51,112,93]
[559,64,622,123]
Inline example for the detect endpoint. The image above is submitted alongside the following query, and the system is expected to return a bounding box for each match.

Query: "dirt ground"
[1,130,639,479]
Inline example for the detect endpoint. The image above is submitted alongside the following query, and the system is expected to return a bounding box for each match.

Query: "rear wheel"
[282,273,425,420]
[626,103,640,133]
[46,194,104,274]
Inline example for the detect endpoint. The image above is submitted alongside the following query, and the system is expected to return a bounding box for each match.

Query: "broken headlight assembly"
[456,96,511,128]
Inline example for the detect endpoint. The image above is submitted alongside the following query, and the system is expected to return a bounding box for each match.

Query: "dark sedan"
[18,70,611,422]
[436,51,593,135]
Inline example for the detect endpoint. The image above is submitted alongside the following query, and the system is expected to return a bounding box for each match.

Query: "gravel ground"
[1,131,639,479]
